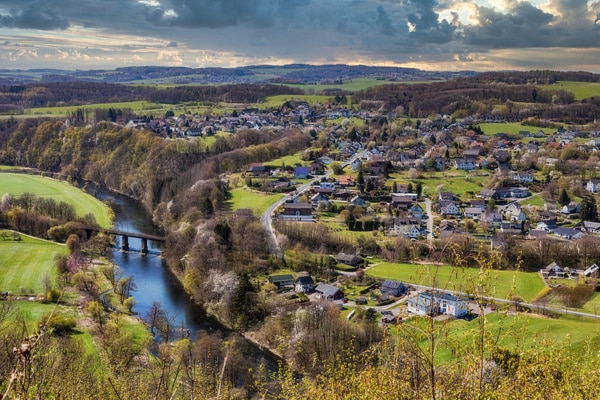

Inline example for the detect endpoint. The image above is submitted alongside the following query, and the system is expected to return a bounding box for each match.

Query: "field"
[390,171,490,197]
[263,151,306,168]
[0,232,66,294]
[260,94,334,109]
[538,81,600,101]
[226,187,284,216]
[277,78,399,92]
[366,262,546,302]
[404,312,600,363]
[0,173,112,228]
[477,122,555,136]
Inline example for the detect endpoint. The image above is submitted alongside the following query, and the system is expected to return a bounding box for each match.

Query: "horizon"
[1,1,600,73]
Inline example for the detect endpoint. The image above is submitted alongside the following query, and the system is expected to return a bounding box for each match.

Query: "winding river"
[90,185,279,371]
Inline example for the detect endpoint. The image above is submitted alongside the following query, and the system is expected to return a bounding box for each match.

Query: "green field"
[477,122,555,136]
[410,312,600,363]
[260,94,334,109]
[538,81,600,101]
[226,187,284,216]
[0,232,66,294]
[0,173,112,228]
[263,151,306,168]
[278,78,398,92]
[366,262,546,301]
[389,171,490,198]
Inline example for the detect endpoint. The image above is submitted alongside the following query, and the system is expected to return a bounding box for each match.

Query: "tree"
[66,234,81,255]
[115,276,137,304]
[580,195,599,222]
[558,188,571,207]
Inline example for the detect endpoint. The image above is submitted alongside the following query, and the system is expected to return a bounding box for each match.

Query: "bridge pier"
[121,235,129,252]
[141,238,148,255]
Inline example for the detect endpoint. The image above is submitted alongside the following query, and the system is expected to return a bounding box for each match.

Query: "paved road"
[424,198,433,243]
[260,150,366,258]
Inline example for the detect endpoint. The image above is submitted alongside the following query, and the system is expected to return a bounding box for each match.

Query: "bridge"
[81,225,166,254]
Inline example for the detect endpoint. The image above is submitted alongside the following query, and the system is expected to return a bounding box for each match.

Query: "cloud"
[0,1,69,30]
[145,0,277,29]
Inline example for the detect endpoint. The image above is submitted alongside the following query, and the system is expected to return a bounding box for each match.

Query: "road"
[260,150,366,258]
[423,198,433,243]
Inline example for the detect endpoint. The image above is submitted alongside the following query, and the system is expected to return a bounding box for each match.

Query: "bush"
[45,289,62,303]
[42,312,76,336]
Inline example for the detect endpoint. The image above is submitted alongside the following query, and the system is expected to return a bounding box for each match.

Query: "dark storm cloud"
[401,0,458,44]
[464,0,600,49]
[0,1,69,30]
[376,6,397,36]
[145,0,277,29]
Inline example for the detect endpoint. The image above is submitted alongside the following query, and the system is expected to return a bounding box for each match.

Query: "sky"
[0,0,599,72]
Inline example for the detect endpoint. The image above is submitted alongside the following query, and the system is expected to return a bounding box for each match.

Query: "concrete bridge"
[81,225,166,254]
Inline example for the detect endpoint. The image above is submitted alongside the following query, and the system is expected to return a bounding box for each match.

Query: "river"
[88,185,281,371]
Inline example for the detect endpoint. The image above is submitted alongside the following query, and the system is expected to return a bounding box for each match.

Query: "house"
[482,211,503,229]
[389,223,422,238]
[407,292,469,317]
[527,229,547,240]
[248,163,266,176]
[350,195,367,207]
[463,207,484,220]
[311,193,330,207]
[438,192,457,202]
[561,202,580,215]
[470,199,487,209]
[391,195,414,209]
[537,219,558,232]
[541,262,566,278]
[579,221,600,233]
[295,275,315,293]
[553,227,583,240]
[268,274,295,290]
[280,203,313,222]
[380,280,408,297]
[586,179,600,193]
[453,158,477,171]
[409,203,424,219]
[294,166,309,179]
[336,253,363,267]
[583,264,599,277]
[338,175,356,187]
[509,187,529,198]
[439,201,460,216]
[314,283,344,301]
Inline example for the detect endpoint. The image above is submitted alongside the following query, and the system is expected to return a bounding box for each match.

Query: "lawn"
[21,101,162,117]
[226,187,284,216]
[389,171,491,198]
[400,312,600,363]
[0,231,66,294]
[520,194,545,207]
[477,122,555,136]
[263,151,307,168]
[260,94,334,109]
[0,172,112,228]
[366,262,545,302]
[537,81,600,101]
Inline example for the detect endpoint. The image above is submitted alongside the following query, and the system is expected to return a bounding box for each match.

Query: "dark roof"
[269,274,294,284]
[295,276,314,286]
[315,283,343,298]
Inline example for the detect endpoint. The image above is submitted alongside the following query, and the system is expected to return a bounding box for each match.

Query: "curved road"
[260,150,366,259]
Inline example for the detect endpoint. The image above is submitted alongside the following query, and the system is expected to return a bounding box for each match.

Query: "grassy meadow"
[477,122,555,136]
[0,173,112,228]
[226,187,284,216]
[538,81,600,101]
[397,312,600,363]
[366,262,546,302]
[0,231,66,294]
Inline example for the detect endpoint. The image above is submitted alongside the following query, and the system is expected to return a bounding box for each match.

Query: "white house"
[439,201,461,216]
[587,179,600,193]
[407,292,469,317]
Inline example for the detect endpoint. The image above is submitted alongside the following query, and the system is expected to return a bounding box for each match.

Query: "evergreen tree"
[415,182,423,198]
[558,188,571,207]
[580,195,599,222]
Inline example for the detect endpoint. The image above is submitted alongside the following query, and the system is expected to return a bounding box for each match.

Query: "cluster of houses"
[268,269,472,319]
[540,261,599,279]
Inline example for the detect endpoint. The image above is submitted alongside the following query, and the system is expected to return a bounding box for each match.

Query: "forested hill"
[0,64,475,85]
